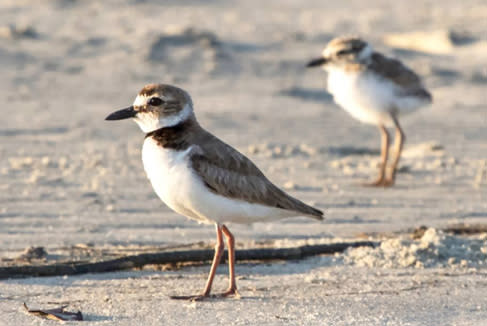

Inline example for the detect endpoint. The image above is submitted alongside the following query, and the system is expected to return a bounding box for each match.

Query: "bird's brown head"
[307,36,371,70]
[105,84,194,133]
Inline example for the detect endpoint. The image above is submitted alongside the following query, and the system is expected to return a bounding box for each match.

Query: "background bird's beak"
[105,106,137,120]
[306,57,327,68]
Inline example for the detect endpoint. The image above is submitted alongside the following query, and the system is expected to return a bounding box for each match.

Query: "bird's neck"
[145,117,199,150]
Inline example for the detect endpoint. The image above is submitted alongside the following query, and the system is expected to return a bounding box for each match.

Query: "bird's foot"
[170,288,240,301]
[169,293,210,302]
[362,176,395,187]
[215,287,240,299]
[382,177,395,187]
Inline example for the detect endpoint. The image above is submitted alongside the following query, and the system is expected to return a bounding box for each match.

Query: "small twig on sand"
[0,241,376,280]
[23,303,83,321]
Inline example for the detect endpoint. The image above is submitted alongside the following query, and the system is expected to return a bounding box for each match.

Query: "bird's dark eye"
[148,97,164,106]
[337,49,353,56]
[337,44,365,56]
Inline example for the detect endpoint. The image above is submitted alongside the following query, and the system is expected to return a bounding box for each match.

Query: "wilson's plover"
[106,84,323,300]
[307,36,432,186]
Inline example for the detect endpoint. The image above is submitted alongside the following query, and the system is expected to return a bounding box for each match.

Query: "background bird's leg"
[220,225,240,298]
[386,114,405,186]
[170,223,224,300]
[365,124,389,186]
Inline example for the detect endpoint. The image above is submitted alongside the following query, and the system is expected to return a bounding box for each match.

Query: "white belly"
[327,69,423,126]
[142,138,294,225]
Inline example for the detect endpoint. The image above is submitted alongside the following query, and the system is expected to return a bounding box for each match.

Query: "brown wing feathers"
[369,52,432,101]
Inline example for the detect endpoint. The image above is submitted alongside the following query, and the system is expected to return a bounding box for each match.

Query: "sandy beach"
[1,0,486,325]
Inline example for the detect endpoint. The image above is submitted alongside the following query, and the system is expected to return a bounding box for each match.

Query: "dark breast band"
[145,119,194,150]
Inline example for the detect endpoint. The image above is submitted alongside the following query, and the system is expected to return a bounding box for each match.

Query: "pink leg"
[384,114,405,186]
[170,224,224,301]
[219,225,240,297]
[364,124,390,187]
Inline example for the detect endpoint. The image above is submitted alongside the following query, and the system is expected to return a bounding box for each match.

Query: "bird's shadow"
[278,86,333,103]
[81,313,114,322]
[327,146,380,157]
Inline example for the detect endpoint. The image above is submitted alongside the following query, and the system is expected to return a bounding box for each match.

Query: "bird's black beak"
[306,57,327,68]
[105,106,137,120]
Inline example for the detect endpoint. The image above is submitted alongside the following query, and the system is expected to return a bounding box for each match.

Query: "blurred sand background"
[0,0,486,325]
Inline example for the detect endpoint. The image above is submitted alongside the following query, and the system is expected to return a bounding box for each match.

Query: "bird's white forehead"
[133,94,149,107]
[322,47,333,58]
[322,41,345,57]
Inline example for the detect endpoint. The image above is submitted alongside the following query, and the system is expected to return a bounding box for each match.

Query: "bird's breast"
[327,69,399,122]
[142,137,198,218]
[327,68,360,97]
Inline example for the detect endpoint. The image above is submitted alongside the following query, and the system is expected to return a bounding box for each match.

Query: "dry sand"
[1,0,487,325]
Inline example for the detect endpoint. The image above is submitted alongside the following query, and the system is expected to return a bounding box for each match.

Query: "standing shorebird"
[105,84,323,300]
[307,36,432,186]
